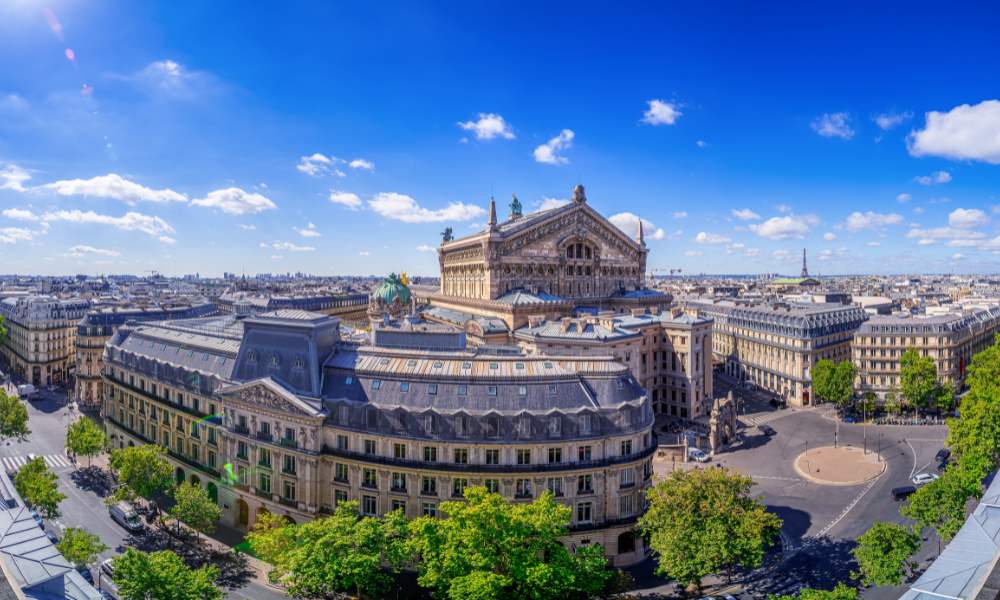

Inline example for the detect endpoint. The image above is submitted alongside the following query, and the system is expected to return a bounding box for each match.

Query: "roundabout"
[793,445,886,486]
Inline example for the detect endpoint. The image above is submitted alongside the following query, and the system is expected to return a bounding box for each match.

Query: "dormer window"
[462,361,472,370]
[345,376,353,385]
[270,355,279,367]
[372,380,382,390]
[432,361,443,369]
[400,382,410,392]
[248,350,258,362]
[293,357,304,369]
[457,385,467,396]
[489,362,498,370]
[487,386,498,396]
[515,362,524,370]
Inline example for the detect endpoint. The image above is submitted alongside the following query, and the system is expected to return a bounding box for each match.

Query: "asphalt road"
[1,383,286,600]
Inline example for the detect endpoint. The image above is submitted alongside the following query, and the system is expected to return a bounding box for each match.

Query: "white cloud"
[41,209,174,239]
[641,100,682,126]
[2,208,38,221]
[271,255,283,260]
[772,249,792,260]
[896,193,912,203]
[329,190,362,210]
[913,206,926,215]
[358,250,371,257]
[158,236,176,245]
[951,253,964,260]
[0,164,31,192]
[608,213,666,241]
[672,211,688,219]
[130,60,210,99]
[914,170,951,186]
[416,244,436,253]
[908,100,1000,164]
[67,245,120,257]
[295,222,321,238]
[750,214,818,240]
[269,241,315,252]
[731,208,760,221]
[743,248,761,257]
[0,94,29,112]
[905,226,986,241]
[41,173,187,205]
[349,158,374,171]
[683,250,703,257]
[811,112,854,139]
[457,113,515,141]
[873,110,913,130]
[0,227,38,244]
[368,192,485,223]
[695,140,707,148]
[866,241,881,247]
[191,188,277,215]
[823,232,837,241]
[538,197,569,211]
[238,224,256,230]
[695,231,731,245]
[533,129,574,165]
[776,204,792,214]
[948,208,989,229]
[917,238,936,246]
[297,153,340,177]
[844,211,904,231]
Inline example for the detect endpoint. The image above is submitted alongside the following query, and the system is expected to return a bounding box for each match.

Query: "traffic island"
[793,445,885,486]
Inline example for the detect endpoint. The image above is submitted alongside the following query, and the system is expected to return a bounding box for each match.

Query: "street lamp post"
[863,400,867,455]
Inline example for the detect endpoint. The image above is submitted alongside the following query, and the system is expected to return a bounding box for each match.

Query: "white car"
[688,448,710,463]
[912,473,939,486]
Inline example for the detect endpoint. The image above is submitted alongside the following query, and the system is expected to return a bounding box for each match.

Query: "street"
[1,382,287,600]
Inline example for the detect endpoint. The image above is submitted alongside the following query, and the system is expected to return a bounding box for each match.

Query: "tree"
[13,457,65,518]
[900,349,940,411]
[811,360,856,409]
[109,445,173,504]
[947,336,1000,474]
[771,583,858,600]
[859,392,877,420]
[112,548,222,600]
[0,389,30,442]
[168,482,220,538]
[407,487,614,600]
[249,500,409,599]
[883,390,901,415]
[853,522,920,586]
[901,464,979,544]
[65,416,107,467]
[638,467,782,587]
[56,527,109,568]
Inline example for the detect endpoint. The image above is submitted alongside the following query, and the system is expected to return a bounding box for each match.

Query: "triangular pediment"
[223,377,324,418]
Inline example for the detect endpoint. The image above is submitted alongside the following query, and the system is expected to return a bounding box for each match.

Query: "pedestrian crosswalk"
[1,454,74,471]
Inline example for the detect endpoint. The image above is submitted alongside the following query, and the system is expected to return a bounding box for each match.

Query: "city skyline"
[2,2,1000,276]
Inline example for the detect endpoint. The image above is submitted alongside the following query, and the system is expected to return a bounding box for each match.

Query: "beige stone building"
[0,296,90,386]
[686,299,867,406]
[853,305,1000,398]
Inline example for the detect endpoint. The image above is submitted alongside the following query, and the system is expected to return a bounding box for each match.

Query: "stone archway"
[175,467,185,485]
[189,474,201,487]
[617,531,636,554]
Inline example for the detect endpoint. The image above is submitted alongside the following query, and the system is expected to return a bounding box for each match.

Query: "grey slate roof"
[858,305,1000,337]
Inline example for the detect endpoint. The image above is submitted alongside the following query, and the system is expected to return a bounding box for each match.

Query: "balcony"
[258,460,272,469]
[234,425,250,436]
[279,437,297,449]
[255,431,273,443]
[282,467,297,476]
[254,488,272,500]
[390,485,407,493]
[277,497,298,508]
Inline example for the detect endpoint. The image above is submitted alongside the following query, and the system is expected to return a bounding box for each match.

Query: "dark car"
[758,424,777,436]
[892,485,917,501]
[935,448,951,463]
[76,565,94,585]
[842,415,857,423]
[768,398,785,409]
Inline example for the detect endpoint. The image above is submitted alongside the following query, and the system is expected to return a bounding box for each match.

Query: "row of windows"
[333,435,644,464]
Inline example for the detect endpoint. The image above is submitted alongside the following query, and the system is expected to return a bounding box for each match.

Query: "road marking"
[750,474,803,482]
[813,474,881,538]
[1,454,73,471]
[906,439,918,479]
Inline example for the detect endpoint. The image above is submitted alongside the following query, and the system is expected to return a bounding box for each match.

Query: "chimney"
[487,197,498,232]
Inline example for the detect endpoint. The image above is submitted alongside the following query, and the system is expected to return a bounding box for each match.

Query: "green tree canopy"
[638,467,782,587]
[13,457,65,518]
[56,527,109,568]
[112,548,222,600]
[901,464,979,543]
[900,349,941,411]
[249,500,408,599]
[168,482,220,538]
[407,487,615,600]
[853,521,920,586]
[811,360,856,408]
[109,445,173,503]
[771,582,858,600]
[65,416,107,467]
[0,389,30,442]
[947,335,1000,476]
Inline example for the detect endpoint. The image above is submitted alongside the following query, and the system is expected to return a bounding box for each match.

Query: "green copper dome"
[372,273,411,306]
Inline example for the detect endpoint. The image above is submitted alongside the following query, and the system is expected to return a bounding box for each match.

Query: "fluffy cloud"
[749,214,818,240]
[905,226,986,242]
[0,227,38,244]
[817,248,848,261]
[948,208,989,229]
[416,244,436,252]
[42,173,187,205]
[823,232,837,241]
[844,211,904,231]
[238,224,256,230]
[295,222,321,238]
[191,188,277,215]
[533,129,574,165]
[368,192,485,223]
[296,153,344,177]
[873,110,913,130]
[695,231,731,245]
[743,248,761,257]
[811,112,854,139]
[2,208,38,221]
[907,100,1000,164]
[914,170,951,186]
[917,238,936,246]
[0,164,31,192]
[641,100,682,126]
[952,253,964,260]
[268,241,315,252]
[41,209,174,239]
[538,197,569,211]
[683,250,703,257]
[866,241,881,247]
[358,250,371,257]
[695,140,707,148]
[130,60,212,99]
[672,211,688,219]
[329,190,362,210]
[608,213,666,241]
[896,193,912,203]
[67,245,120,257]
[349,159,374,171]
[731,208,760,221]
[457,113,515,141]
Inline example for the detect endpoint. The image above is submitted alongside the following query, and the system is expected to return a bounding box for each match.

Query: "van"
[109,501,143,533]
[892,485,916,501]
[935,448,951,463]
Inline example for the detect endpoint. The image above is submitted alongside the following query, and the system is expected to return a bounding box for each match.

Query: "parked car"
[109,501,143,533]
[45,530,59,544]
[912,473,940,486]
[101,558,116,579]
[935,448,951,463]
[76,565,94,585]
[29,509,43,526]
[892,485,917,501]
[687,447,710,463]
[758,424,777,437]
[842,415,858,423]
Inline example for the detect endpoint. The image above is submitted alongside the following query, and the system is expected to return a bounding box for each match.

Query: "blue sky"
[1,1,999,277]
